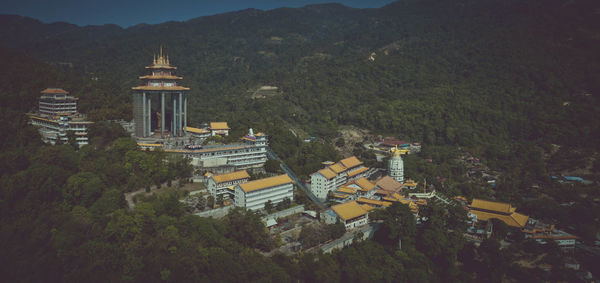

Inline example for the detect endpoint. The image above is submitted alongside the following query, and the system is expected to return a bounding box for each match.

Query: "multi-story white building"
[388,146,404,182]
[38,88,78,116]
[323,200,369,230]
[310,156,369,200]
[207,170,250,199]
[166,129,268,170]
[234,174,294,211]
[28,88,92,146]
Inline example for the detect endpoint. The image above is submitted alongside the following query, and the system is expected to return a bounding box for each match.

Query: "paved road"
[266,148,326,209]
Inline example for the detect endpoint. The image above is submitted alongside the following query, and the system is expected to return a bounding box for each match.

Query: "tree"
[265,159,281,173]
[207,196,215,209]
[372,203,416,247]
[225,207,272,251]
[264,200,273,213]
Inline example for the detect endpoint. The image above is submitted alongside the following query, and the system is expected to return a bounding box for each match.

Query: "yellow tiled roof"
[41,88,68,94]
[357,197,391,207]
[354,177,376,192]
[137,143,163,147]
[336,187,357,194]
[347,166,368,177]
[332,193,350,199]
[211,170,250,184]
[361,204,375,211]
[470,210,529,228]
[210,122,230,130]
[331,201,368,221]
[376,176,403,192]
[470,198,513,214]
[238,174,292,193]
[317,168,337,180]
[403,179,418,187]
[139,75,183,80]
[329,163,347,174]
[340,156,363,168]
[185,126,210,134]
[132,85,190,91]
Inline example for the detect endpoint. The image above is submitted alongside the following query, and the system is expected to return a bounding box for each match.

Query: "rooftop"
[211,170,250,184]
[357,197,391,207]
[41,88,68,94]
[470,210,529,228]
[347,166,369,177]
[331,201,368,221]
[132,85,190,91]
[210,122,230,130]
[238,174,293,193]
[185,126,210,134]
[316,168,336,180]
[340,156,363,169]
[376,175,403,192]
[328,163,346,174]
[353,177,376,192]
[470,198,515,214]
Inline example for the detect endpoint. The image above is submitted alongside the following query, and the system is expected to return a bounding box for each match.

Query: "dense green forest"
[1,0,600,281]
[1,0,598,147]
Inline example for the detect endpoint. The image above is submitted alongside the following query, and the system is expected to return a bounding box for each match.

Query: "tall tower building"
[388,146,404,182]
[132,47,189,138]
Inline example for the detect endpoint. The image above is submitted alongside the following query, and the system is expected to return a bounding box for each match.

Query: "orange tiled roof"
[347,166,368,177]
[470,198,513,214]
[340,156,363,168]
[132,85,190,91]
[329,163,347,174]
[317,168,336,180]
[238,174,292,193]
[331,201,368,221]
[210,122,230,130]
[470,210,529,228]
[354,177,376,192]
[41,88,68,94]
[211,170,250,184]
[139,75,183,80]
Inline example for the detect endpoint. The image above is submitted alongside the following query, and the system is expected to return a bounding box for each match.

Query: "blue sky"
[1,0,397,27]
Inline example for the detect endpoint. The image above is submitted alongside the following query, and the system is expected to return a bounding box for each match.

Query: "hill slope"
[1,0,599,148]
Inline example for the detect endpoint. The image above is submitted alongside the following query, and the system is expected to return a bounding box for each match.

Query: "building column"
[147,94,151,136]
[142,92,147,137]
[183,93,187,134]
[161,92,165,138]
[179,92,183,137]
[172,94,176,137]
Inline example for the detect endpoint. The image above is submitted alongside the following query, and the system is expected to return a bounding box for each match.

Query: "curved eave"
[145,65,177,70]
[139,75,183,80]
[132,86,190,91]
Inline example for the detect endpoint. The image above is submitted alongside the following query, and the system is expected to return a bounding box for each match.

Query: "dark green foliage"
[224,207,273,251]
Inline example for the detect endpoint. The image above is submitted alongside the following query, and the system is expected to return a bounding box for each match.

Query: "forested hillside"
[1,0,600,281]
[1,0,598,149]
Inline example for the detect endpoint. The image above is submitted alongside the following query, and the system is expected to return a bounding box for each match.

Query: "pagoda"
[132,47,189,138]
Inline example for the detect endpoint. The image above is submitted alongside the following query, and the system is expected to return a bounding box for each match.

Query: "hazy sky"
[1,0,397,27]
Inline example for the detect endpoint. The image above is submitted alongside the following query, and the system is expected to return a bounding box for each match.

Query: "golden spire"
[153,54,156,65]
[392,145,401,157]
[166,55,170,65]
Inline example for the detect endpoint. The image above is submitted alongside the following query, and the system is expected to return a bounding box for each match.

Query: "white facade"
[388,149,404,182]
[311,173,335,200]
[234,175,294,211]
[29,115,91,146]
[207,171,249,199]
[177,130,268,170]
